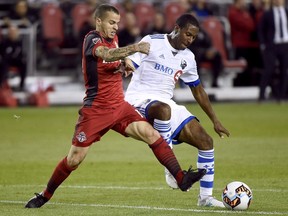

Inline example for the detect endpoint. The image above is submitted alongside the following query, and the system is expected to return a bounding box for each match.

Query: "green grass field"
[0,102,288,216]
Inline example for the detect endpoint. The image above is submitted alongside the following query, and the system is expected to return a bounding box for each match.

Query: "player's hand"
[123,58,135,77]
[213,120,230,138]
[113,59,135,77]
[113,62,125,75]
[137,42,150,54]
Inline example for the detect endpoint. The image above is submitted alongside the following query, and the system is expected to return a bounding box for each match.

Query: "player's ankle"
[43,190,52,200]
[175,170,184,184]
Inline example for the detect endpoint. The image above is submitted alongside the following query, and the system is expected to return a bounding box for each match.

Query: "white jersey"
[125,34,199,104]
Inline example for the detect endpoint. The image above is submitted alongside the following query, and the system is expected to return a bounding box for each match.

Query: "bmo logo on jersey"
[154,63,183,82]
[154,63,174,75]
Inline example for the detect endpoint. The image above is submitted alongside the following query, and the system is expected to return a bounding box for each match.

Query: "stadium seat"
[40,3,65,48]
[40,3,79,73]
[134,2,155,30]
[164,2,186,31]
[28,90,50,107]
[200,16,247,87]
[0,81,18,107]
[71,3,91,37]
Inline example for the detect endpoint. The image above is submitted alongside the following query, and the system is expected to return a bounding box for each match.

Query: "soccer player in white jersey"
[124,13,230,207]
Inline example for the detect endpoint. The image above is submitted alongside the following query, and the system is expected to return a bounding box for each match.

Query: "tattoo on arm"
[95,44,138,62]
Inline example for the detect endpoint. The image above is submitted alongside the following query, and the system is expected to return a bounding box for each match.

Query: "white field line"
[0,200,287,215]
[0,184,287,193]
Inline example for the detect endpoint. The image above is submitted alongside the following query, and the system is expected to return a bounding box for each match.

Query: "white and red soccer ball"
[222,181,253,211]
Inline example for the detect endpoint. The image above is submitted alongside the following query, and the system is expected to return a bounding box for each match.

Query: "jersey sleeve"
[127,35,151,68]
[82,33,100,59]
[83,33,121,71]
[92,38,104,59]
[180,51,200,87]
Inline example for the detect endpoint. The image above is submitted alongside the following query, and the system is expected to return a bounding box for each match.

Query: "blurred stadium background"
[1,1,288,215]
[1,0,288,106]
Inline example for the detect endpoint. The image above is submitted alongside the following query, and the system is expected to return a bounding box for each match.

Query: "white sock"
[197,149,215,198]
[153,119,172,149]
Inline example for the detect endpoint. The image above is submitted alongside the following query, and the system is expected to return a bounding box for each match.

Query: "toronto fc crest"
[76,132,87,143]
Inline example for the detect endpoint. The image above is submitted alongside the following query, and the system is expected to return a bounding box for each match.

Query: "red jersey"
[81,30,123,108]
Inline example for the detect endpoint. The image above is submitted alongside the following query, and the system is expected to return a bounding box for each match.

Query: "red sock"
[149,137,184,184]
[43,157,77,199]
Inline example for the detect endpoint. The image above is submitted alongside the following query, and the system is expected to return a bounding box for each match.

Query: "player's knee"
[144,125,161,144]
[149,102,171,120]
[66,157,80,169]
[159,103,171,115]
[67,153,85,169]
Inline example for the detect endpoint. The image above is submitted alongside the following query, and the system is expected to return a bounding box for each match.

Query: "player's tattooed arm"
[95,42,150,62]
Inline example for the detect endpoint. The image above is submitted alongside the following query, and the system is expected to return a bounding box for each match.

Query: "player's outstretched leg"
[25,156,77,208]
[149,137,205,192]
[153,119,178,189]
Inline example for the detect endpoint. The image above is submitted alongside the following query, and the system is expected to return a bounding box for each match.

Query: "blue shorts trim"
[171,116,196,145]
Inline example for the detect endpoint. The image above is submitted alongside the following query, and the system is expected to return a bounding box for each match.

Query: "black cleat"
[178,167,206,192]
[25,192,49,208]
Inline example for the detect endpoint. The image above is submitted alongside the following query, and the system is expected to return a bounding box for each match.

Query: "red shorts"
[72,101,147,147]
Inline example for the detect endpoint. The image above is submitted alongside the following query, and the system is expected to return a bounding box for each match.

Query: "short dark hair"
[94,4,119,19]
[176,13,199,29]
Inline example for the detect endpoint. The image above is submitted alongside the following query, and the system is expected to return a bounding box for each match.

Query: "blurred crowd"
[0,0,288,102]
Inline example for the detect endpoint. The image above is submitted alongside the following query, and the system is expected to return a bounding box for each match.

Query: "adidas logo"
[159,54,165,59]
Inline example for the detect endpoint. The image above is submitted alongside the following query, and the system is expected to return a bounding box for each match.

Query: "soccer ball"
[222,181,253,211]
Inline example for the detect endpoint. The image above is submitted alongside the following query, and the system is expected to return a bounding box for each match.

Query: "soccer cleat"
[178,167,206,192]
[197,195,225,208]
[164,167,179,189]
[25,192,49,208]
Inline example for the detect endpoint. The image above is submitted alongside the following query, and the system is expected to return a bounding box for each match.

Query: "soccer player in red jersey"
[25,4,206,208]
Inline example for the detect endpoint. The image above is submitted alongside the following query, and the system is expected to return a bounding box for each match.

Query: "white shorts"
[128,97,197,144]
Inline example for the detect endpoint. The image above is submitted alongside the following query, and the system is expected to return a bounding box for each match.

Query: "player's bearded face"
[98,12,120,39]
[177,24,198,50]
